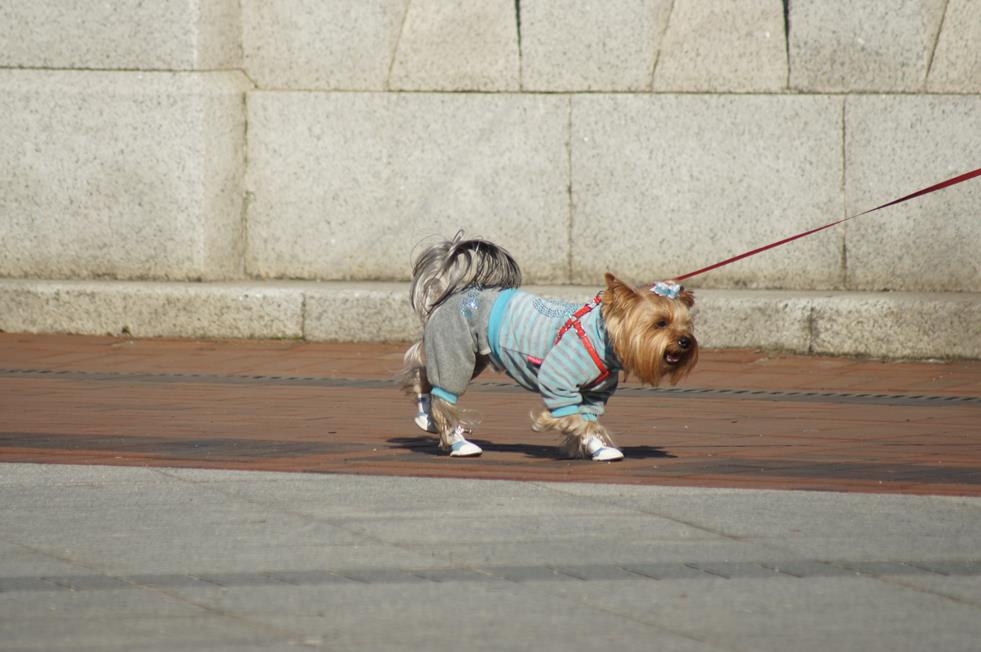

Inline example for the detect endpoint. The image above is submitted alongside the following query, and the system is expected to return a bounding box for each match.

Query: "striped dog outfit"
[424,288,621,419]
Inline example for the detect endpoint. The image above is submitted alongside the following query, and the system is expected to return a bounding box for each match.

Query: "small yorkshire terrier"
[400,232,698,461]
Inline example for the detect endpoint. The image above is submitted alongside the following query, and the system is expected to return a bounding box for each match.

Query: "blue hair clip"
[651,281,682,299]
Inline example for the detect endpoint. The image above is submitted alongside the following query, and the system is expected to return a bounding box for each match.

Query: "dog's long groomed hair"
[400,232,699,457]
[400,233,521,449]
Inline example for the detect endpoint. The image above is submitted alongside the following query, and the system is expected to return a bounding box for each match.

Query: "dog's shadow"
[387,436,676,461]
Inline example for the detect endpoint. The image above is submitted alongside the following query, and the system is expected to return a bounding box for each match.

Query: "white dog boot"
[584,435,624,462]
[448,425,482,457]
[414,394,437,434]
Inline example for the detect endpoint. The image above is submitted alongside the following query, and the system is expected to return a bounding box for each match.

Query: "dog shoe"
[414,411,437,434]
[414,395,438,433]
[448,426,482,457]
[584,435,624,462]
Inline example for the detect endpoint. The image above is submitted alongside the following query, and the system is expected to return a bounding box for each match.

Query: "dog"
[399,232,698,461]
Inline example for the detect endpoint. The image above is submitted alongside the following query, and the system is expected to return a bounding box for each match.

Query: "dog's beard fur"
[602,273,699,387]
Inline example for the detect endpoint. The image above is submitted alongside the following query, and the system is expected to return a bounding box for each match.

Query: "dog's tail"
[409,231,522,323]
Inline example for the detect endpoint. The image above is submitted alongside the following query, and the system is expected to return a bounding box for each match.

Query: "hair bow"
[651,281,682,299]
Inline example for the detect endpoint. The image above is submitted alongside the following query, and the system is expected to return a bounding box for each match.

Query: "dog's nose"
[678,336,692,350]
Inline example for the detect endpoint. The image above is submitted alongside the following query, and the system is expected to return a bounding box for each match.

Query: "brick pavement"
[1,333,979,495]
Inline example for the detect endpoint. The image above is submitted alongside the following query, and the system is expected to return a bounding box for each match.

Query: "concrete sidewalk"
[1,463,979,651]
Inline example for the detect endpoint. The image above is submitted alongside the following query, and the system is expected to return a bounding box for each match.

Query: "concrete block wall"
[1,1,979,358]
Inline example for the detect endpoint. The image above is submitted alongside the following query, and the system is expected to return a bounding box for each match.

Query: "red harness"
[545,294,611,389]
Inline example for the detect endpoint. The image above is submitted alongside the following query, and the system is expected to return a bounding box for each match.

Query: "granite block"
[926,0,981,92]
[242,0,410,90]
[844,95,981,292]
[246,92,569,283]
[0,280,303,339]
[0,71,251,281]
[388,0,520,91]
[570,94,844,290]
[304,283,419,342]
[0,0,240,70]
[810,292,981,359]
[788,0,946,91]
[691,290,812,352]
[653,0,787,92]
[520,0,672,91]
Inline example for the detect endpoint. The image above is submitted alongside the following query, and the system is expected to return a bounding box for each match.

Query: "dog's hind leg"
[431,397,482,457]
[400,338,483,456]
[399,340,438,433]
[417,296,489,457]
[532,412,624,461]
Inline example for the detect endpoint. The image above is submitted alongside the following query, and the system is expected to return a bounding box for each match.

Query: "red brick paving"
[1,333,979,495]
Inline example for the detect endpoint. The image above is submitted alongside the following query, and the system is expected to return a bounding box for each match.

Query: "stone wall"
[1,1,979,356]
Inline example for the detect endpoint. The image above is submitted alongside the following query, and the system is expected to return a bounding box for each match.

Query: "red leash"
[674,166,981,283]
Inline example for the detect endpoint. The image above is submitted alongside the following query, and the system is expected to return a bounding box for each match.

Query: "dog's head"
[601,273,698,386]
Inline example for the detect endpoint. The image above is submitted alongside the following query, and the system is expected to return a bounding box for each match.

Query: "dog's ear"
[603,273,645,314]
[604,273,641,304]
[678,288,695,308]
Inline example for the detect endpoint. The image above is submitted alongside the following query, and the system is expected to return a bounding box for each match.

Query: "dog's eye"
[655,320,668,328]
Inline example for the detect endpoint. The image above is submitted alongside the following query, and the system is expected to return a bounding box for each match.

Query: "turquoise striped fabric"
[489,289,621,419]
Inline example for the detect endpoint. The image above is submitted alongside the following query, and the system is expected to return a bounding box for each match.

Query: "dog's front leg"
[430,396,483,457]
[531,412,623,461]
